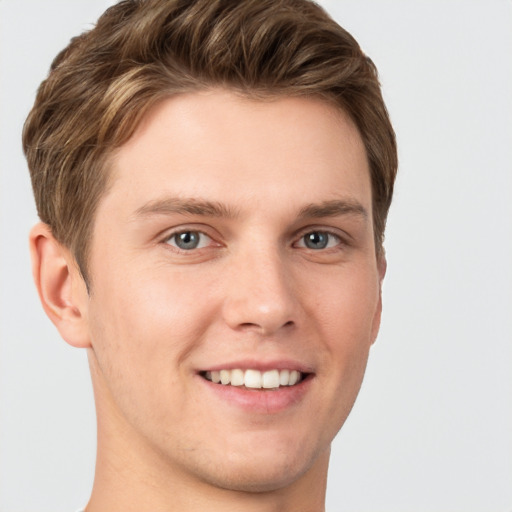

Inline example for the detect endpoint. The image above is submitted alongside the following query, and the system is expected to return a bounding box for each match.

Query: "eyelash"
[162,227,347,254]
[163,230,215,252]
[294,230,344,250]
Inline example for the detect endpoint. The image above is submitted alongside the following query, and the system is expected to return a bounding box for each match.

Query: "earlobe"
[378,251,387,284]
[29,223,91,348]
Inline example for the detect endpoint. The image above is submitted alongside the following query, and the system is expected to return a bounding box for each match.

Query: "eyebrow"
[133,196,367,222]
[298,199,368,221]
[134,197,240,219]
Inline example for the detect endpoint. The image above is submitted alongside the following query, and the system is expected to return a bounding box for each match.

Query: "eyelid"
[295,232,340,250]
[160,224,222,252]
[293,226,350,249]
[166,231,211,249]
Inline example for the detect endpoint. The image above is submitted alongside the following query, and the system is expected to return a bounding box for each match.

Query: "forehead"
[102,90,371,218]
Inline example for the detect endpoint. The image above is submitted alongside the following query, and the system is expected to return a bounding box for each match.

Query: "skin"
[30,90,385,512]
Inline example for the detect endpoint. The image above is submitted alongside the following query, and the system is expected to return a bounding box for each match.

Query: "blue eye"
[166,231,211,250]
[300,231,340,250]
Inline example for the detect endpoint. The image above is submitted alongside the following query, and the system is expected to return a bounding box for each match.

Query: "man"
[23,0,397,510]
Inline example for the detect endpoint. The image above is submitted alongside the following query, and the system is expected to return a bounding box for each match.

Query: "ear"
[370,252,387,345]
[29,223,91,348]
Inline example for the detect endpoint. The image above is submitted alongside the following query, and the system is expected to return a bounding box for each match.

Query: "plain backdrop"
[1,1,511,511]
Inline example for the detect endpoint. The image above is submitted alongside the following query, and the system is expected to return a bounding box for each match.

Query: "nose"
[221,247,298,336]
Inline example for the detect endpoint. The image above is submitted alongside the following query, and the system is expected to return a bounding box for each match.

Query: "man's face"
[82,90,384,492]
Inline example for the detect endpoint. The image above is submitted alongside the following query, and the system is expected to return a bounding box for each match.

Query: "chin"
[189,437,329,494]
[201,459,311,493]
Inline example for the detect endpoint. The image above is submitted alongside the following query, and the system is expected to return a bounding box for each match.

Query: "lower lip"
[198,374,313,414]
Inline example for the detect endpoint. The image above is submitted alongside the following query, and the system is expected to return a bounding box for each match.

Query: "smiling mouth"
[200,369,307,390]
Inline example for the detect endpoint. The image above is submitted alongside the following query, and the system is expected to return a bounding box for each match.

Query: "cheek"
[311,261,380,343]
[311,264,380,394]
[86,265,219,419]
[91,259,218,342]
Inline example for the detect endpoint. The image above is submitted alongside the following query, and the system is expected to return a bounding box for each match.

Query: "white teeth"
[231,368,244,386]
[220,370,230,385]
[204,368,304,388]
[244,369,262,389]
[262,369,280,389]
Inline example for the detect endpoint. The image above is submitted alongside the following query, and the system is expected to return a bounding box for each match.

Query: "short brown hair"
[23,0,397,284]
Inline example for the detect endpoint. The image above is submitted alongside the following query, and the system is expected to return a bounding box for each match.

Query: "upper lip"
[197,359,315,374]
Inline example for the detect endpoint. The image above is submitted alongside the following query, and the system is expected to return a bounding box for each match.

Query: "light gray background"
[1,1,511,511]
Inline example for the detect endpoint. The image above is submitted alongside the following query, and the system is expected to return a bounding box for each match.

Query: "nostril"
[237,319,295,334]
[238,322,260,331]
